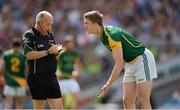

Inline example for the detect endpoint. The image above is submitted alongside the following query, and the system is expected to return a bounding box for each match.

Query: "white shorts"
[123,48,157,84]
[58,79,80,96]
[3,85,26,96]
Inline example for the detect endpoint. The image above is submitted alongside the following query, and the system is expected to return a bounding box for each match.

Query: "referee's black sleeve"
[21,32,35,55]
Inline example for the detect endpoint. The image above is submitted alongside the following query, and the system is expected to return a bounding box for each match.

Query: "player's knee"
[139,95,150,105]
[5,103,13,109]
[123,95,136,104]
[5,97,13,109]
[16,104,24,109]
[16,99,24,109]
[123,96,135,109]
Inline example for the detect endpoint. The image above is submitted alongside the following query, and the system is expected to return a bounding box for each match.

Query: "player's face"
[14,47,21,52]
[65,41,74,50]
[83,18,96,34]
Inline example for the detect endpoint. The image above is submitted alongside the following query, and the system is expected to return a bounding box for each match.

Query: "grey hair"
[35,11,53,22]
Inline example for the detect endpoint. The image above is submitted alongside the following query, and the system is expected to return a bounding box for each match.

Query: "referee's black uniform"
[21,27,62,100]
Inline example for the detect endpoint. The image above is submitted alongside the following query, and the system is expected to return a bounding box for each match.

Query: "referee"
[21,11,63,109]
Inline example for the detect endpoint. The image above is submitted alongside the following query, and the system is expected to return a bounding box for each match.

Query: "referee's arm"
[22,33,61,60]
[24,43,61,60]
[26,51,48,60]
[21,33,48,60]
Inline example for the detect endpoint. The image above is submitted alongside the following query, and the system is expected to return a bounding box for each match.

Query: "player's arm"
[107,48,124,86]
[56,53,63,78]
[105,35,124,86]
[99,47,124,97]
[0,59,5,76]
[72,57,81,77]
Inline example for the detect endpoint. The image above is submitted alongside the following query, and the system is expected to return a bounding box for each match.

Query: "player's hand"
[56,71,64,79]
[98,83,111,98]
[72,70,79,79]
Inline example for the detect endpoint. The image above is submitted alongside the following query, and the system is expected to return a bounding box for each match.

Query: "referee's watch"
[46,50,50,55]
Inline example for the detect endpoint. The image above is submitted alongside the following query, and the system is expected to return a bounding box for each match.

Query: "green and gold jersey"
[101,26,145,62]
[3,49,26,87]
[58,50,79,75]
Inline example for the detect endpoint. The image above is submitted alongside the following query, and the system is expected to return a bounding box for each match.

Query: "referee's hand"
[49,44,63,54]
[98,83,110,98]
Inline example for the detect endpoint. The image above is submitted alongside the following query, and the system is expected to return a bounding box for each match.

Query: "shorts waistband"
[59,73,72,79]
[127,56,139,64]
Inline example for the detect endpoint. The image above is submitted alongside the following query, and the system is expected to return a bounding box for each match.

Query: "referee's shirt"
[21,27,57,75]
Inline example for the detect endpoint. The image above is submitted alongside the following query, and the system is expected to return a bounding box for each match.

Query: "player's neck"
[13,48,19,53]
[94,26,103,38]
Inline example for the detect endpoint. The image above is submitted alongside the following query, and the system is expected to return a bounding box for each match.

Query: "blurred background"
[0,0,180,109]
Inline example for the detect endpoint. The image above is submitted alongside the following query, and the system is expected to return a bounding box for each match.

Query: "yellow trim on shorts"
[11,76,27,88]
[63,73,72,77]
[127,56,139,64]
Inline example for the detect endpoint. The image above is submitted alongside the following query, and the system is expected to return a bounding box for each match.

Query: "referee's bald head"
[35,11,53,22]
[34,11,54,35]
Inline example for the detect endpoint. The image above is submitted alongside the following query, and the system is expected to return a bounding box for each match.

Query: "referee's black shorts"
[27,73,62,100]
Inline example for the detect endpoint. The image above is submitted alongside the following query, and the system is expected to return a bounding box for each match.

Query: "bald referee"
[21,11,63,109]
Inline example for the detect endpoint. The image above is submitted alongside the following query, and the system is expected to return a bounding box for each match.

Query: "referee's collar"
[32,27,42,36]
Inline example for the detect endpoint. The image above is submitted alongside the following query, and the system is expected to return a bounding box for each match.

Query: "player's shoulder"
[18,51,26,57]
[59,49,66,55]
[3,49,14,57]
[72,50,79,56]
[104,25,121,33]
[20,54,26,60]
[104,25,121,41]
